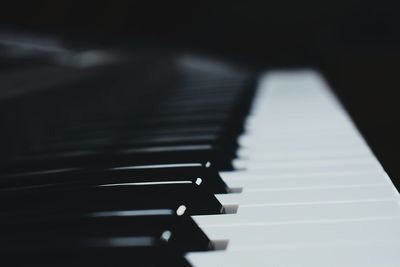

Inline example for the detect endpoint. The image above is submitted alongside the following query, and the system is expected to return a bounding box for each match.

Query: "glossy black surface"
[0,182,224,215]
[0,39,254,266]
[0,162,229,193]
[1,211,212,252]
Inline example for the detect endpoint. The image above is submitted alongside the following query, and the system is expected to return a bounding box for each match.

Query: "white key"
[201,218,400,249]
[237,147,371,161]
[216,185,398,206]
[232,157,380,171]
[194,200,400,226]
[187,244,400,267]
[224,171,388,190]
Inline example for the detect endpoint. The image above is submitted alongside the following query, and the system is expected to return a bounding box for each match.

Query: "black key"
[0,181,224,215]
[100,163,229,193]
[2,235,191,267]
[1,209,212,252]
[131,125,240,145]
[4,143,234,172]
[37,130,239,160]
[0,162,229,193]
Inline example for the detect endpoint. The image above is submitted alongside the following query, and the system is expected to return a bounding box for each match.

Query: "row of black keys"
[0,41,253,266]
[0,163,227,266]
[1,42,254,171]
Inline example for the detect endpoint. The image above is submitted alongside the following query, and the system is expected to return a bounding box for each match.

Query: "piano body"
[1,2,400,266]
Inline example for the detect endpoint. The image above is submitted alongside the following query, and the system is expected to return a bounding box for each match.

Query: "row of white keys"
[187,70,400,266]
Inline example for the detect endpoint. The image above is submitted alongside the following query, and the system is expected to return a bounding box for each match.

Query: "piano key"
[42,131,239,160]
[188,244,400,267]
[0,182,224,215]
[0,162,229,193]
[236,146,371,160]
[222,171,389,190]
[215,185,398,206]
[3,235,191,267]
[238,132,366,149]
[3,143,234,172]
[1,210,213,252]
[193,200,400,226]
[106,163,229,193]
[231,164,382,177]
[197,218,400,249]
[232,157,381,171]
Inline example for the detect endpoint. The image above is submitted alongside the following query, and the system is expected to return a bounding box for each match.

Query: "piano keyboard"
[1,40,399,266]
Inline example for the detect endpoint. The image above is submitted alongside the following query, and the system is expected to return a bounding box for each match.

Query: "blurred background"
[1,0,399,180]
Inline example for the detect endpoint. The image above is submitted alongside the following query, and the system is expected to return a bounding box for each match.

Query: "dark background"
[1,1,399,181]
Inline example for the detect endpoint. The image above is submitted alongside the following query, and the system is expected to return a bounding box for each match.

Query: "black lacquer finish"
[0,38,255,266]
[0,162,229,193]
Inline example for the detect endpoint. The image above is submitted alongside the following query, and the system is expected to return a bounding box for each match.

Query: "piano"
[0,31,399,267]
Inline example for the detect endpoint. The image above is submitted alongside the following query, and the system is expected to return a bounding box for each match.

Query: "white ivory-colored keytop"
[238,129,360,142]
[187,244,400,267]
[194,200,400,226]
[216,185,398,206]
[228,164,381,176]
[232,157,381,172]
[223,171,389,190]
[236,147,370,161]
[239,136,365,150]
[234,157,377,167]
[199,218,400,248]
[220,169,384,180]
